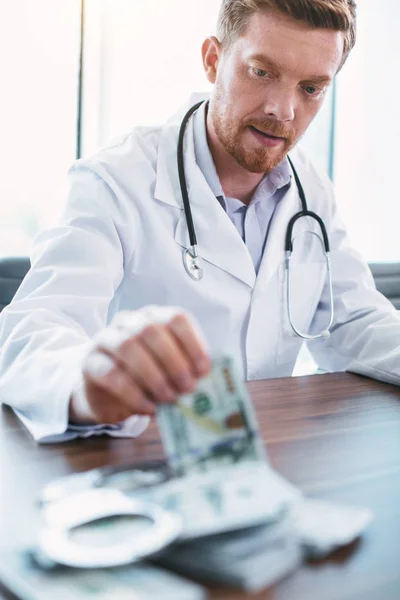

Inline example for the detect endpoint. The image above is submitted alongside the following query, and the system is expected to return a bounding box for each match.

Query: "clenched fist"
[69,307,211,425]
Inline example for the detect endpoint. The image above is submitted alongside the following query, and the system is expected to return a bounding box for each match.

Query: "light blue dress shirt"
[193,102,292,274]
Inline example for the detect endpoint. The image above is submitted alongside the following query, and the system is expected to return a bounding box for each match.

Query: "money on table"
[28,355,373,588]
[0,550,206,600]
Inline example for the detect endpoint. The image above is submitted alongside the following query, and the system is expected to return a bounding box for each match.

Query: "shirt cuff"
[26,414,151,444]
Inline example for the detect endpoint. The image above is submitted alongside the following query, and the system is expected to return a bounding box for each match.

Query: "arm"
[0,164,143,442]
[308,183,400,385]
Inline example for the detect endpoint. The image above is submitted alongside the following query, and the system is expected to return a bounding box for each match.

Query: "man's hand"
[69,307,211,425]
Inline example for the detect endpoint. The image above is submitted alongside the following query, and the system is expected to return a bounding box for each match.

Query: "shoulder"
[70,125,164,183]
[290,146,333,194]
[60,125,167,235]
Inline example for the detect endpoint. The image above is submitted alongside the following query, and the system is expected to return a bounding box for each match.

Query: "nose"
[263,85,295,122]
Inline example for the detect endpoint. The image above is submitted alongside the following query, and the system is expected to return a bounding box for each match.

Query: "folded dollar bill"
[157,356,267,476]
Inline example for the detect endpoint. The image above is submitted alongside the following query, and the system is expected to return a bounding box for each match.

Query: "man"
[1,0,398,443]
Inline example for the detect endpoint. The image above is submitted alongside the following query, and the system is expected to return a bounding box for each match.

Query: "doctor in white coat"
[1,0,399,443]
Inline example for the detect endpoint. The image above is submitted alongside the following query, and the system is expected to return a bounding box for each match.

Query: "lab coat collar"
[154,92,209,209]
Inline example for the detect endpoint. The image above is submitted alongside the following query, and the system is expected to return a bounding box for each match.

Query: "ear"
[202,36,222,84]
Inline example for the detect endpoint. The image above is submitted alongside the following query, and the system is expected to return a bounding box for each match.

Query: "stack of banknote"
[151,356,302,590]
[156,511,301,591]
[154,357,372,589]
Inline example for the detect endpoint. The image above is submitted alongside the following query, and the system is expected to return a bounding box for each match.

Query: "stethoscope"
[178,101,334,340]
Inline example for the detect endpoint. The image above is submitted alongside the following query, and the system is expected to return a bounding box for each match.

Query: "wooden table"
[1,372,400,599]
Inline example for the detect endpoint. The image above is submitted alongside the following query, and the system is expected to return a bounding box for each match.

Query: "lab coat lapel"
[154,101,256,289]
[175,175,256,288]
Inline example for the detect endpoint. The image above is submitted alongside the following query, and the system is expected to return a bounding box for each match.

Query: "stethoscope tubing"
[177,101,334,340]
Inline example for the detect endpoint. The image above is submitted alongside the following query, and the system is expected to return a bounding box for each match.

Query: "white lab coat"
[1,93,399,443]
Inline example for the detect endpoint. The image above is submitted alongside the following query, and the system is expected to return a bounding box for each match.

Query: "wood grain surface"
[1,372,400,599]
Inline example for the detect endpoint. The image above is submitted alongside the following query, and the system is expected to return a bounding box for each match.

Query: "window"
[82,0,335,175]
[334,2,398,262]
[0,0,80,257]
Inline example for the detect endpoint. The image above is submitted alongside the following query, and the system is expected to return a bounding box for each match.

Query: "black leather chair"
[0,257,30,313]
[369,263,400,310]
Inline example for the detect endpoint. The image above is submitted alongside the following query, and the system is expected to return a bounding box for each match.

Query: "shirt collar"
[193,100,292,207]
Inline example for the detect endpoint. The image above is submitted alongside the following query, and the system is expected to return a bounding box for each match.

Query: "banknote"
[0,550,206,600]
[292,499,373,558]
[157,356,266,475]
[137,462,301,539]
[157,510,301,591]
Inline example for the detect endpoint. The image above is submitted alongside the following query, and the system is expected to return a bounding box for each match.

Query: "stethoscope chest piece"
[183,247,204,281]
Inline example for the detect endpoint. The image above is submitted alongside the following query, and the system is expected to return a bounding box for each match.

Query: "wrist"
[68,380,96,425]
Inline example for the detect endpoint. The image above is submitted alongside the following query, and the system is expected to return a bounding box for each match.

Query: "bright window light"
[0,0,80,257]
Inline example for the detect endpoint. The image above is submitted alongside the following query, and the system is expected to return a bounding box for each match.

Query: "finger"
[168,313,211,377]
[84,351,156,417]
[108,308,211,378]
[95,328,177,403]
[139,324,196,394]
[108,340,177,404]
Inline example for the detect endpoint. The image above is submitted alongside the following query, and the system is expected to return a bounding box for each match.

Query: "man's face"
[207,9,344,173]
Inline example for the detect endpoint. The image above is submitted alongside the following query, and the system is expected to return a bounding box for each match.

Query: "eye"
[303,85,322,97]
[305,85,317,95]
[253,68,268,78]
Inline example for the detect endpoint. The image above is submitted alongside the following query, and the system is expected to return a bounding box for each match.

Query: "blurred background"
[0,0,397,264]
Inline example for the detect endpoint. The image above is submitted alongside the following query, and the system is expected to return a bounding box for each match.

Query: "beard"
[209,88,298,174]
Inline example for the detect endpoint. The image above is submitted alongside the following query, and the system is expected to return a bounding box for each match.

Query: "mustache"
[246,118,296,143]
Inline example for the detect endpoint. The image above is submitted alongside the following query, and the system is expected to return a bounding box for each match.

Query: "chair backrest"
[369,262,400,310]
[0,257,31,313]
[0,257,399,314]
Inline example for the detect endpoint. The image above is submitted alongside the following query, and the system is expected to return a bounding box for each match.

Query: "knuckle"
[169,313,191,331]
[170,354,190,374]
[103,365,120,384]
[135,399,156,416]
[141,323,165,342]
[108,369,130,394]
[118,336,136,355]
[154,380,174,401]
[154,377,169,393]
[170,363,195,388]
[131,387,146,406]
